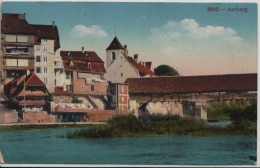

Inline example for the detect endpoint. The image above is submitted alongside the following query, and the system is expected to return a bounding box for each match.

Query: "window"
[91,85,94,91]
[112,52,115,60]
[54,79,56,86]
[36,56,41,62]
[82,85,85,91]
[60,96,64,101]
[36,45,40,51]
[122,86,124,93]
[43,67,47,73]
[121,73,123,77]
[120,65,122,67]
[122,97,124,102]
[44,78,48,85]
[6,47,28,54]
[43,56,47,62]
[66,72,70,79]
[87,62,91,68]
[36,67,41,73]
[43,46,47,52]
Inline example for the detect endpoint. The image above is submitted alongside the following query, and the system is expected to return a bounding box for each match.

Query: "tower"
[106,36,124,68]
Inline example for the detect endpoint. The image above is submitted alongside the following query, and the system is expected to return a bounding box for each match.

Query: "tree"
[154,65,180,76]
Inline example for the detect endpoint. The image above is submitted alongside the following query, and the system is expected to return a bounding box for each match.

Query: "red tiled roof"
[126,73,257,94]
[63,60,106,73]
[54,86,71,95]
[120,52,155,76]
[61,51,104,63]
[31,24,60,50]
[61,51,106,73]
[106,36,124,50]
[1,13,35,35]
[25,73,46,86]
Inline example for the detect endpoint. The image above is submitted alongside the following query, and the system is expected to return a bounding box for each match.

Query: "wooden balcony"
[19,100,46,106]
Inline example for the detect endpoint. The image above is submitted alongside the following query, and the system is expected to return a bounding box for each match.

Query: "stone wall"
[86,110,127,122]
[23,111,56,123]
[0,110,18,124]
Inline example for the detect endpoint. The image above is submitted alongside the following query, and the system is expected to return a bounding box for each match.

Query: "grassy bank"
[65,113,256,138]
[0,124,104,131]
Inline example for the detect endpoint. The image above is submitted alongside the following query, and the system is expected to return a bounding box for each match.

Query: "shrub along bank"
[65,111,256,138]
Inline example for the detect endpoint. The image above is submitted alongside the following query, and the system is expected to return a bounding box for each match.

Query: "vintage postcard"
[0,0,258,166]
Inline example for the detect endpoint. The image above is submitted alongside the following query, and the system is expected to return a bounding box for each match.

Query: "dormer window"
[87,62,91,68]
[68,52,71,57]
[69,60,74,66]
[85,53,90,58]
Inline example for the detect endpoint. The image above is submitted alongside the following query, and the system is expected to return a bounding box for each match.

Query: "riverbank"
[64,114,256,138]
[0,122,106,131]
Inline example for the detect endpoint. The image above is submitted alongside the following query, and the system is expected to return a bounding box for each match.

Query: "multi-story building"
[61,48,108,109]
[32,23,63,93]
[105,36,156,83]
[107,83,129,112]
[1,13,35,84]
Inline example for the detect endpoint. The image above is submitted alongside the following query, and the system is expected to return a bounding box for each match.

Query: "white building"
[105,36,155,83]
[32,23,64,93]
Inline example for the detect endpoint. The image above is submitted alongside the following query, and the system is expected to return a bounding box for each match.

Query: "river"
[0,127,256,165]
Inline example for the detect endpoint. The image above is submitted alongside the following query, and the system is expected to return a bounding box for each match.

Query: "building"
[107,83,129,112]
[125,73,257,120]
[4,72,56,123]
[32,23,62,93]
[1,13,35,84]
[53,86,72,103]
[105,36,155,83]
[61,48,108,110]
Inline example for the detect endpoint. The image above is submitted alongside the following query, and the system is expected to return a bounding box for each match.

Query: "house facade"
[32,23,62,93]
[105,36,155,83]
[1,13,35,84]
[61,49,108,110]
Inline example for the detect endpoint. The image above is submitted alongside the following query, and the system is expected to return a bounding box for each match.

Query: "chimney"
[18,13,25,19]
[82,47,84,53]
[134,54,138,62]
[52,21,55,27]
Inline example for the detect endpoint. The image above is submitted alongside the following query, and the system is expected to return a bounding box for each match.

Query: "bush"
[71,95,83,103]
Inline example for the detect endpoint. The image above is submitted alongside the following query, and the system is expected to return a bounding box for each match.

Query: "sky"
[1,2,258,76]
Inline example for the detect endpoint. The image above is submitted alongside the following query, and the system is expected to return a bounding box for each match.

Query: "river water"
[0,127,256,165]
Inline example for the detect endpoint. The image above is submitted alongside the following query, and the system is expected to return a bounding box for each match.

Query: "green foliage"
[71,95,83,103]
[207,101,257,134]
[154,65,180,76]
[65,113,256,138]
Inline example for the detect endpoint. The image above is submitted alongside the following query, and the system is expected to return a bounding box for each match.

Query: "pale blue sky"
[1,2,258,75]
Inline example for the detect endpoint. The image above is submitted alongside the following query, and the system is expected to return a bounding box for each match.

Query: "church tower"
[106,36,125,68]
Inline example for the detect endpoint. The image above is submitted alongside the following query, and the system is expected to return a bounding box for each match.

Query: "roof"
[25,73,46,86]
[106,36,124,50]
[126,56,155,76]
[61,51,106,73]
[61,51,104,63]
[54,86,71,95]
[9,73,48,98]
[1,13,35,35]
[31,24,60,50]
[121,52,155,76]
[125,73,257,94]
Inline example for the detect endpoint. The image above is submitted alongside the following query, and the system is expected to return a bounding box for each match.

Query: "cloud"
[71,24,108,38]
[151,18,244,44]
[142,16,146,19]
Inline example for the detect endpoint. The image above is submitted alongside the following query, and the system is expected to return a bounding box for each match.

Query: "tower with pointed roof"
[106,36,125,68]
[105,37,155,83]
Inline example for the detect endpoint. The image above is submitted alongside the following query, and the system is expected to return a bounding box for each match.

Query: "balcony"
[54,62,63,69]
[19,100,46,106]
